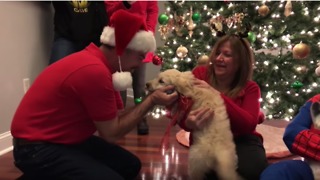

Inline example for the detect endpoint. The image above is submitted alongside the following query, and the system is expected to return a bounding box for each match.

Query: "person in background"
[49,1,108,64]
[11,10,178,180]
[177,35,268,180]
[105,1,159,135]
[260,94,320,179]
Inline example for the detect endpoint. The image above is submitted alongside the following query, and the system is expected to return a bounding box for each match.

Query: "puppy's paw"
[311,102,320,129]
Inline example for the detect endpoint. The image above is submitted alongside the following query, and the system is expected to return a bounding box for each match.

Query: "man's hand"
[185,108,214,130]
[150,85,178,106]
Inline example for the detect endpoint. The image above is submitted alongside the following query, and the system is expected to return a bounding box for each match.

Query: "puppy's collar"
[161,94,194,151]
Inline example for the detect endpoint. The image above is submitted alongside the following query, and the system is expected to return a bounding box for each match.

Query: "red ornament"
[152,55,163,66]
[224,0,230,3]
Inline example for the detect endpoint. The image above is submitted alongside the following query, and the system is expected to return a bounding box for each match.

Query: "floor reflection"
[116,113,190,180]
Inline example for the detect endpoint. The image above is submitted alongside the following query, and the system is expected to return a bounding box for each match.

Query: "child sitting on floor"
[260,65,320,180]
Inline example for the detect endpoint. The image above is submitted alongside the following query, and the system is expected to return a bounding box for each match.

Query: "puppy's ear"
[174,76,194,97]
[311,102,320,129]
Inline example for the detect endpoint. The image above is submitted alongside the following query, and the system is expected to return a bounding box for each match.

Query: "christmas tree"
[155,1,320,120]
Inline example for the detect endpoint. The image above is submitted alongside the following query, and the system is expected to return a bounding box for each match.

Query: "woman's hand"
[185,108,214,130]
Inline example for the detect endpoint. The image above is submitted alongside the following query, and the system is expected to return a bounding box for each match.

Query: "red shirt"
[179,66,262,143]
[105,1,158,32]
[11,43,123,144]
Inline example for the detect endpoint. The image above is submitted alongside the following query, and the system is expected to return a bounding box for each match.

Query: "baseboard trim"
[0,131,13,156]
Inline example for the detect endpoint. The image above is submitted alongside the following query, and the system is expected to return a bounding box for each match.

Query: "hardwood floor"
[0,98,190,180]
[0,98,297,180]
[117,117,189,180]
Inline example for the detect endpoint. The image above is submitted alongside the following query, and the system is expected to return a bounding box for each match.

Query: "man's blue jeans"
[13,136,141,180]
[49,35,89,65]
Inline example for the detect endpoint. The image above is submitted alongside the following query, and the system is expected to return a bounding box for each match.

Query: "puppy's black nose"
[145,82,151,89]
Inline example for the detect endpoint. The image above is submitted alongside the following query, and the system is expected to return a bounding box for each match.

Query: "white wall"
[0,1,166,154]
[0,2,53,134]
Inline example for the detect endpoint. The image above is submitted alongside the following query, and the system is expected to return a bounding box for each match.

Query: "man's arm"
[94,86,178,143]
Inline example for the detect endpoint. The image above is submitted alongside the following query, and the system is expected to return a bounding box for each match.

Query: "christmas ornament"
[158,14,169,25]
[192,12,201,23]
[247,31,256,43]
[188,20,196,37]
[176,45,188,58]
[198,55,209,65]
[296,65,308,74]
[187,8,196,37]
[291,81,303,91]
[258,5,270,17]
[187,7,196,37]
[152,55,163,65]
[159,25,169,40]
[292,43,310,59]
[316,66,320,76]
[284,0,292,17]
[214,22,223,32]
[315,62,320,76]
[134,97,143,104]
[174,13,185,37]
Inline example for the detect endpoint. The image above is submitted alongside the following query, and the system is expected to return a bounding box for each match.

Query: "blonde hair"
[206,35,255,98]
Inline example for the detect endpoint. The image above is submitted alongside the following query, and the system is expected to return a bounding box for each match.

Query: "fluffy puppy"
[146,69,241,180]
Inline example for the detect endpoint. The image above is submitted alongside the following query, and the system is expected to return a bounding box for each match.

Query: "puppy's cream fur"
[147,69,241,180]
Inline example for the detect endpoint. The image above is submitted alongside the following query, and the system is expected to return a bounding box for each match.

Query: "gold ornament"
[284,0,292,17]
[188,20,196,31]
[295,65,308,73]
[188,7,196,37]
[258,5,270,17]
[198,55,209,65]
[188,19,196,37]
[214,22,223,31]
[292,43,310,59]
[159,25,169,40]
[176,45,188,58]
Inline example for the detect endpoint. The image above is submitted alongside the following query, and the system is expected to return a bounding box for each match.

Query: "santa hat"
[100,9,156,57]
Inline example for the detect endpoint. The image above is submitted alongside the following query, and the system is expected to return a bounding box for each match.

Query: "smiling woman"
[208,35,254,97]
[184,34,268,180]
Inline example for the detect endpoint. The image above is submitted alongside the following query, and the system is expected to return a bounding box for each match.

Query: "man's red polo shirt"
[11,43,123,144]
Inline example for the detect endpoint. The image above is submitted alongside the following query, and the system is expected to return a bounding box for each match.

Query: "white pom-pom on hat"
[112,71,132,91]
